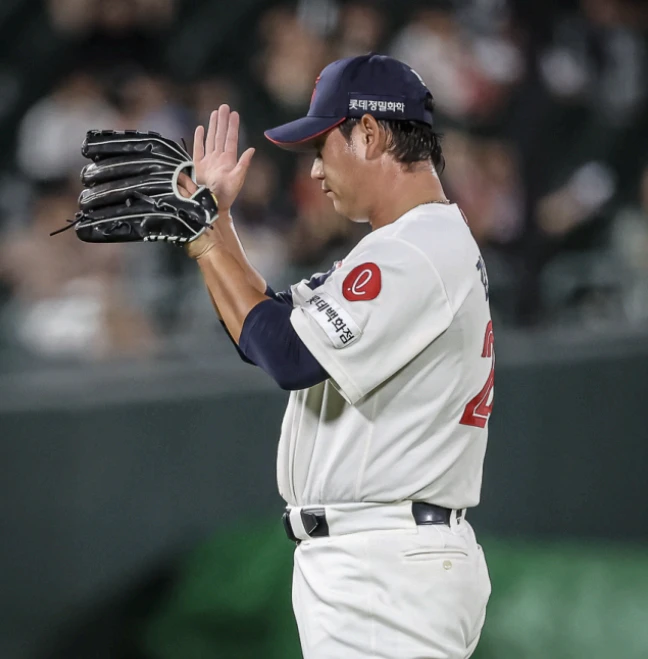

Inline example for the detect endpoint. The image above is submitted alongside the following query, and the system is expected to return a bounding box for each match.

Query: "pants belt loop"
[288,507,311,541]
[450,508,465,530]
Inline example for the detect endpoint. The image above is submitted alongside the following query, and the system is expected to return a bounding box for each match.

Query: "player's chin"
[344,208,370,223]
[331,199,367,223]
[330,197,347,216]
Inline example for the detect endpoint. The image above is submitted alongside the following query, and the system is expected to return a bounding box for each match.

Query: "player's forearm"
[216,211,267,295]
[199,212,267,321]
[206,289,224,321]
[194,239,269,342]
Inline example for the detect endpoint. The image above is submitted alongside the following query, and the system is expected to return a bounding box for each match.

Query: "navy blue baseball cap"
[264,53,434,151]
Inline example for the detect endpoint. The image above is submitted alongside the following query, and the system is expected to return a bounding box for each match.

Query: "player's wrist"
[185,229,224,260]
[208,192,233,223]
[216,206,234,224]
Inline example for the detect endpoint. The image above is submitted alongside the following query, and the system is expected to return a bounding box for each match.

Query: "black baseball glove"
[52,130,218,244]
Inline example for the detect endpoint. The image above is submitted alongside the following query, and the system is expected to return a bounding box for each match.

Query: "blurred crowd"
[0,0,647,362]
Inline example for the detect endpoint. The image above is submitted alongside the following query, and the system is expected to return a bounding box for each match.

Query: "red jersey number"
[460,321,494,429]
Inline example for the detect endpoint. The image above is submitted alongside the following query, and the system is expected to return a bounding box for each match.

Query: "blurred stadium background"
[0,0,647,657]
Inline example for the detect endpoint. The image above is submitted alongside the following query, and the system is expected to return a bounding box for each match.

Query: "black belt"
[282,502,462,543]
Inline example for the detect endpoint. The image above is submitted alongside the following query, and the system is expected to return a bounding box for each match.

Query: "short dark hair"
[338,95,444,172]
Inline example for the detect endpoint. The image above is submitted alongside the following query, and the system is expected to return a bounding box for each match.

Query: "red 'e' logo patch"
[343,263,381,301]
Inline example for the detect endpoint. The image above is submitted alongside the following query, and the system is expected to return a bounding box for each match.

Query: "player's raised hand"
[193,104,255,214]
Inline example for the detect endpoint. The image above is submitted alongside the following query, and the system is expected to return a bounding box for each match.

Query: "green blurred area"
[139,521,648,659]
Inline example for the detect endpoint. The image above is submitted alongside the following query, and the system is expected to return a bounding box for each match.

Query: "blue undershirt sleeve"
[266,285,293,306]
[238,299,329,390]
[219,286,286,365]
[219,319,255,364]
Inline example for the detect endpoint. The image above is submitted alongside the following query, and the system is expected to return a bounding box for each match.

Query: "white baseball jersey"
[278,202,493,510]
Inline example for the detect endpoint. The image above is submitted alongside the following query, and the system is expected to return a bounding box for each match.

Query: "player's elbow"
[263,346,329,390]
[275,376,301,391]
[239,299,329,391]
[273,369,327,391]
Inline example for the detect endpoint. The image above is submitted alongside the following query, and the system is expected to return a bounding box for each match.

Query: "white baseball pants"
[290,506,491,659]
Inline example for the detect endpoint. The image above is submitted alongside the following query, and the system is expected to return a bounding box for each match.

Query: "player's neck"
[367,168,448,231]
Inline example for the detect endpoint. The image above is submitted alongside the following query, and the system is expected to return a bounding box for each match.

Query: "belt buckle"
[302,508,329,537]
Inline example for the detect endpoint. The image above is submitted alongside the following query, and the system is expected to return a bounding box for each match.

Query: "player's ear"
[359,114,386,160]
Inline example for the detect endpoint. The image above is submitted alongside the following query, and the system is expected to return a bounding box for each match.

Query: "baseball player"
[185,54,493,658]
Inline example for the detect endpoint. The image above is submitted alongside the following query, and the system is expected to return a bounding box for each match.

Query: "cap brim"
[264,116,345,151]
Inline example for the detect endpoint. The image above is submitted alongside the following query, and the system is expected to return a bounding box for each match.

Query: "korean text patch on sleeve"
[301,291,362,349]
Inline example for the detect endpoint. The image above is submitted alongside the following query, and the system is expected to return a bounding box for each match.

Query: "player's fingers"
[205,110,218,155]
[234,147,255,178]
[177,171,198,196]
[193,125,205,162]
[179,171,198,190]
[214,104,230,154]
[225,111,240,155]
